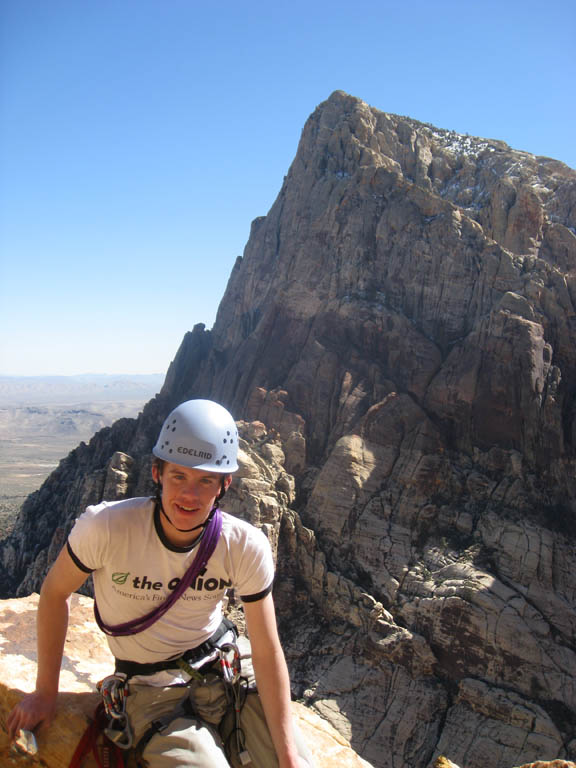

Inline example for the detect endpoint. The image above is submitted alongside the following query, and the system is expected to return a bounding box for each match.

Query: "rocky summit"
[1,91,575,768]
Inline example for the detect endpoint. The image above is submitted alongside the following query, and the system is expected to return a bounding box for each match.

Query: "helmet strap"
[156,497,216,533]
[213,476,229,509]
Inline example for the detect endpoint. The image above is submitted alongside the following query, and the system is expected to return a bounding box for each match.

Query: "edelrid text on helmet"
[153,399,239,472]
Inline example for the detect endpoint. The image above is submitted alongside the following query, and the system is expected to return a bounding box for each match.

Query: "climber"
[7,398,313,768]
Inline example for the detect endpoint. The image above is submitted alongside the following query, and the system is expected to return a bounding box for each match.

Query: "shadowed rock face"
[1,91,576,768]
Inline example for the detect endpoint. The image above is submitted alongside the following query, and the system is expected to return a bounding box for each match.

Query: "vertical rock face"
[2,91,576,768]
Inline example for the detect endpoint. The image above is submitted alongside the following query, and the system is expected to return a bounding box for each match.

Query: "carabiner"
[218,641,241,684]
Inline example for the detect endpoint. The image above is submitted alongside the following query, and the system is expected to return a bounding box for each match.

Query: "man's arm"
[7,546,88,739]
[243,592,306,768]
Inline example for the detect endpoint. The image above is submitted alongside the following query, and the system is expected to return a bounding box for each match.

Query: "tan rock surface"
[514,763,576,768]
[0,593,113,768]
[435,759,461,768]
[0,594,372,767]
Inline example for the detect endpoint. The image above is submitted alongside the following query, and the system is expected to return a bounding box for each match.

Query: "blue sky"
[1,0,574,376]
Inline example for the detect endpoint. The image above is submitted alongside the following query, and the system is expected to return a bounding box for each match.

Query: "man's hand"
[6,691,57,741]
[6,546,88,742]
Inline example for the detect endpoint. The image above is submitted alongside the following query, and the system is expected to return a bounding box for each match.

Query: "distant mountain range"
[0,374,165,405]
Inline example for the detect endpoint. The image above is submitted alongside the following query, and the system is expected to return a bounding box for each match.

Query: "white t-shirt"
[67,497,274,664]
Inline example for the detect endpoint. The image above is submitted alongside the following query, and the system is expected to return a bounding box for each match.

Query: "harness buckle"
[177,657,207,681]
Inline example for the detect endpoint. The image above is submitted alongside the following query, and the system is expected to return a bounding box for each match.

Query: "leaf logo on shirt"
[112,572,130,585]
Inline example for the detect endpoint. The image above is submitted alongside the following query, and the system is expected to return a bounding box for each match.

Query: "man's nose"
[180,480,200,498]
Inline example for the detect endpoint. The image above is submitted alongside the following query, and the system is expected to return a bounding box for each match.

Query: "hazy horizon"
[0,372,165,379]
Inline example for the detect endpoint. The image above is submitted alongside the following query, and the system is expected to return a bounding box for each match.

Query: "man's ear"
[151,464,160,484]
[223,474,232,492]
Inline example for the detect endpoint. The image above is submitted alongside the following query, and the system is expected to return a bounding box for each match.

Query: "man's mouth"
[175,504,197,513]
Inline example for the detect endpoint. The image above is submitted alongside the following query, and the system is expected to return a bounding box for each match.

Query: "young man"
[8,399,312,768]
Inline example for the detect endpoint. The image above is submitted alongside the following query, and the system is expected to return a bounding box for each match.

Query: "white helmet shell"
[153,399,239,472]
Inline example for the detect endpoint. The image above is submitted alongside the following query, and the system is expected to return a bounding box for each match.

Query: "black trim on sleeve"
[240,582,273,603]
[67,541,94,574]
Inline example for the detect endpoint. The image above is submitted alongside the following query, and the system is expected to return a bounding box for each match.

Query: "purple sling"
[94,508,223,637]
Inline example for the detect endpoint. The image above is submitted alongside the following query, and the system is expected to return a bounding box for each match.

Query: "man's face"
[152,461,231,543]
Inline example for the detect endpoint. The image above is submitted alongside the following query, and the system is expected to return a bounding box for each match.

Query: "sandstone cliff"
[1,91,575,768]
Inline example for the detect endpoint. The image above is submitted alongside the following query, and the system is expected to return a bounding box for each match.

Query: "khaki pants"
[125,670,313,767]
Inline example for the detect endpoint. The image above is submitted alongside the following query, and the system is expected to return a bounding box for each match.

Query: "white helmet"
[153,399,239,472]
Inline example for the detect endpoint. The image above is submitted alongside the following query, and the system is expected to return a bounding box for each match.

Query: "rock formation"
[1,91,575,768]
[512,764,576,768]
[433,759,576,768]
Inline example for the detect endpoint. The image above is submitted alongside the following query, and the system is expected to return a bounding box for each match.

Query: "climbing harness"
[70,633,257,768]
[114,617,237,678]
[129,625,254,767]
[98,673,133,750]
[70,619,246,767]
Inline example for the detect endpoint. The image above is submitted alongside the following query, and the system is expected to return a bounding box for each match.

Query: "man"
[8,399,312,767]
